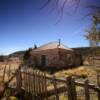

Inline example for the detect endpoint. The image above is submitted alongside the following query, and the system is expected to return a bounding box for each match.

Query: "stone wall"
[31,48,77,68]
[32,49,59,67]
[73,47,100,65]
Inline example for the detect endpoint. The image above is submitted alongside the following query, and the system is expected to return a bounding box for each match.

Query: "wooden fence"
[16,69,100,100]
[92,56,100,66]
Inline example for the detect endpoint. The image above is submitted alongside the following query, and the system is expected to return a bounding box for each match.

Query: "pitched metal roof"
[33,42,73,52]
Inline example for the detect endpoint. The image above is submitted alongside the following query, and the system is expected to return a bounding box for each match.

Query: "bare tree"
[41,0,100,21]
[41,0,81,23]
[85,26,100,47]
[42,0,100,44]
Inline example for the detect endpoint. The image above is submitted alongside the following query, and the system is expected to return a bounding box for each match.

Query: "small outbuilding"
[31,41,81,68]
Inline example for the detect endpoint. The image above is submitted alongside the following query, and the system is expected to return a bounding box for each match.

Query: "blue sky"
[0,0,100,55]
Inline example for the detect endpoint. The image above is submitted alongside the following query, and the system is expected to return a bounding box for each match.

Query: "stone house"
[31,41,81,68]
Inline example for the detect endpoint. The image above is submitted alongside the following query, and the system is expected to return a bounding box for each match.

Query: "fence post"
[66,76,77,100]
[84,79,90,100]
[8,64,11,80]
[2,65,6,82]
[52,75,59,100]
[16,70,22,92]
[43,72,48,100]
[71,77,77,100]
[97,74,100,100]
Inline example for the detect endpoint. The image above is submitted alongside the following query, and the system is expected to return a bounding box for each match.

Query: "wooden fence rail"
[16,70,100,100]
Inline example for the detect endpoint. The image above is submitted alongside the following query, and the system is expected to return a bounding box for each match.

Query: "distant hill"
[72,47,100,56]
[0,55,8,62]
[8,50,26,60]
[1,47,100,62]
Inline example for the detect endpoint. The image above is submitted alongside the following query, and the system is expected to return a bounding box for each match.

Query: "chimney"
[34,44,37,49]
[58,39,61,46]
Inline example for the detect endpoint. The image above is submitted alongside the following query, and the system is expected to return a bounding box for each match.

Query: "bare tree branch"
[39,0,51,9]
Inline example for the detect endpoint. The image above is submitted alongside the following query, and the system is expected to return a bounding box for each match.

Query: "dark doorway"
[41,55,47,66]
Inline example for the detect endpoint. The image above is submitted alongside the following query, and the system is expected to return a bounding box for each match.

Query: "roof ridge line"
[32,41,73,52]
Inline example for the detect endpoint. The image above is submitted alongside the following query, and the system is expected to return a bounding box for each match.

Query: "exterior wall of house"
[58,49,82,67]
[31,48,81,68]
[31,49,59,67]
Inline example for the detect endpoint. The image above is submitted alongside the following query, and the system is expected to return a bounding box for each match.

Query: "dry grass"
[0,62,100,100]
[0,62,20,89]
[54,66,100,85]
[54,66,96,77]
